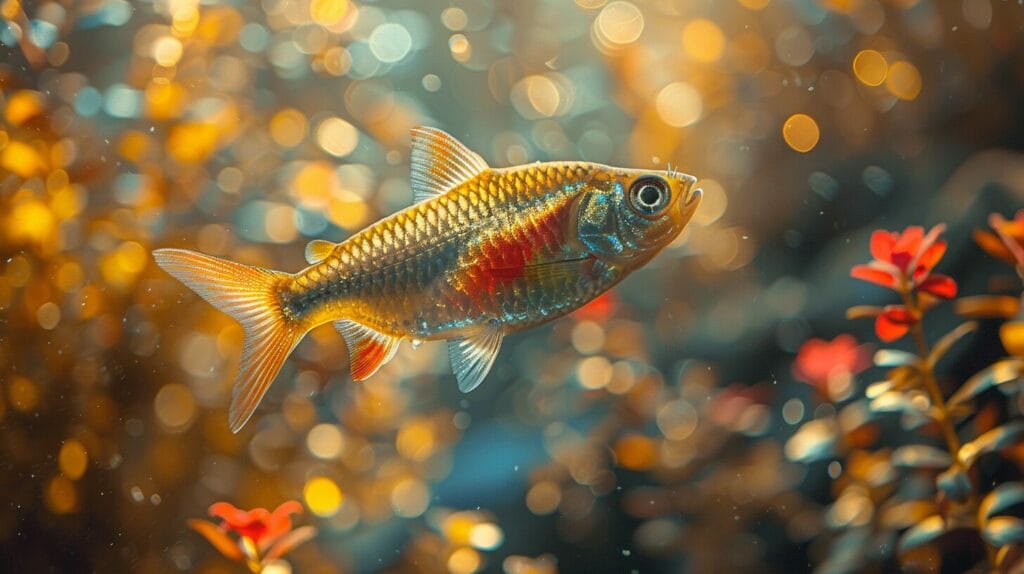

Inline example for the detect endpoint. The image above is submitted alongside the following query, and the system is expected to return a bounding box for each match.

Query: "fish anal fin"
[335,320,401,381]
[410,126,489,203]
[448,324,503,393]
[305,239,337,264]
[152,248,305,433]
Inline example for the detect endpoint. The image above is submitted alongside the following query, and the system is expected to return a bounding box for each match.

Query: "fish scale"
[153,126,700,431]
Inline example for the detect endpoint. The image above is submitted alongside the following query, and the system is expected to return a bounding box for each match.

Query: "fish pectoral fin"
[335,320,402,381]
[305,239,337,264]
[410,126,489,203]
[520,256,595,283]
[448,324,503,393]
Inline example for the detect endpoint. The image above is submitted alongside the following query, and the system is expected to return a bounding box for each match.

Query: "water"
[3,0,1024,572]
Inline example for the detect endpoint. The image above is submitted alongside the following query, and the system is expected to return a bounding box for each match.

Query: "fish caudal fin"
[152,248,304,433]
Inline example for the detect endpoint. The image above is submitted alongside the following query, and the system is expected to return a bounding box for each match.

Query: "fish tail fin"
[152,248,305,433]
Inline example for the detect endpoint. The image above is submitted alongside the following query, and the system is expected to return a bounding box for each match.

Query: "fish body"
[154,127,700,431]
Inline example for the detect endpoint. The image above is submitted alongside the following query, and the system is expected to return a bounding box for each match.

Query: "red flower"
[189,500,316,572]
[850,225,957,299]
[793,334,872,400]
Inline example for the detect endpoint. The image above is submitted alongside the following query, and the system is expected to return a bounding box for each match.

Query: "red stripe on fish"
[459,200,571,297]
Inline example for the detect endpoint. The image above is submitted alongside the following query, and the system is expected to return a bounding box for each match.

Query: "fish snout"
[674,173,701,217]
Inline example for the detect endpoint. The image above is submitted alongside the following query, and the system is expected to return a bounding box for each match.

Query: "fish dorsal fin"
[305,239,337,264]
[335,320,401,381]
[410,126,489,203]
[448,324,503,393]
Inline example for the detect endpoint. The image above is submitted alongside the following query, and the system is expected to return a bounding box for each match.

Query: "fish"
[153,127,701,432]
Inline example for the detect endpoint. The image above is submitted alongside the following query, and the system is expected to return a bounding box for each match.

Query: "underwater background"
[4,0,1024,572]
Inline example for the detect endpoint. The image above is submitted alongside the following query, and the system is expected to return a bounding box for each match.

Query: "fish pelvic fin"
[449,324,503,393]
[152,248,305,433]
[335,320,402,381]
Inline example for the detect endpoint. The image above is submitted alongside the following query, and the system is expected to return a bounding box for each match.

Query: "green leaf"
[870,390,930,416]
[846,305,885,320]
[898,515,946,553]
[955,295,1020,319]
[982,516,1024,547]
[880,500,940,530]
[949,358,1024,407]
[959,421,1024,467]
[980,483,1024,524]
[784,418,837,463]
[865,381,893,399]
[891,445,952,470]
[937,465,972,503]
[925,322,977,368]
[874,349,920,368]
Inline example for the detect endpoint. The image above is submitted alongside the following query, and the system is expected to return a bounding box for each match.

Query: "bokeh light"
[782,113,820,153]
[304,476,343,517]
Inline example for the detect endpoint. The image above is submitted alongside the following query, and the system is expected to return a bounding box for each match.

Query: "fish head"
[571,167,701,265]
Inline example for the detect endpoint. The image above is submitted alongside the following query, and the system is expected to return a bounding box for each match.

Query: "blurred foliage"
[4,0,1024,572]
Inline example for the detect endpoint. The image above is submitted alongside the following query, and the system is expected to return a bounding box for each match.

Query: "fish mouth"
[678,175,702,215]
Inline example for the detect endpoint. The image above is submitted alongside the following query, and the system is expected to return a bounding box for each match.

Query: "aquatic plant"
[785,220,1024,572]
[189,500,316,573]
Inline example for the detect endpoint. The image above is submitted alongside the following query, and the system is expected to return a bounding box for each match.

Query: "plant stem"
[899,283,962,456]
[900,282,996,567]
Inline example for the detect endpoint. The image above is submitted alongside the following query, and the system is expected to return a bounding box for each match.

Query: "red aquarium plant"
[850,225,957,341]
[793,334,872,401]
[189,500,316,573]
[789,219,1024,572]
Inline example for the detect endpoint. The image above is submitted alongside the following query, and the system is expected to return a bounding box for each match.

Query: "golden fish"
[154,127,701,431]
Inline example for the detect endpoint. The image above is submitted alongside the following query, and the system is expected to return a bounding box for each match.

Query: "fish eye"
[628,176,671,216]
